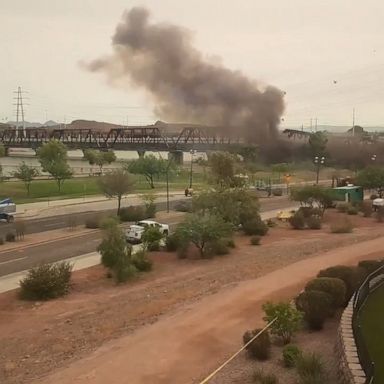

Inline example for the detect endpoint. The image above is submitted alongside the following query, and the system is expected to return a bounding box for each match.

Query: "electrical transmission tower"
[13,86,28,137]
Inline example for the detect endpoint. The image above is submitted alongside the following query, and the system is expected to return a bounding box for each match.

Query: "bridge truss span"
[0,125,239,152]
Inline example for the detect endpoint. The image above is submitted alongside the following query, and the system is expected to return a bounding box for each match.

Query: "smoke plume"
[87,7,285,142]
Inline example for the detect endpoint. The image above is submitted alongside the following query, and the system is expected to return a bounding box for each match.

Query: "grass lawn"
[0,171,208,204]
[361,283,384,384]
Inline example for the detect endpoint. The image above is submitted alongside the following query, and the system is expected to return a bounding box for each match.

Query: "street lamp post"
[314,156,325,184]
[189,149,196,189]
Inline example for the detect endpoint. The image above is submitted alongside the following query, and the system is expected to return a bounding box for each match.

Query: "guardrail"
[353,265,384,384]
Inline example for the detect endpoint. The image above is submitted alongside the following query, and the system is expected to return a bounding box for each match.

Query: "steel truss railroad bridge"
[0,125,244,153]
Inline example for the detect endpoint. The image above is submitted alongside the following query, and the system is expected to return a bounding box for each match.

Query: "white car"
[125,220,169,244]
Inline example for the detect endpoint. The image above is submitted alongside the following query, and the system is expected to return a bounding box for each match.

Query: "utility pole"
[310,118,313,131]
[13,86,27,137]
[315,118,318,132]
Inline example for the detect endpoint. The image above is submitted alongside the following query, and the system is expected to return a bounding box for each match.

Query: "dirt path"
[39,236,384,384]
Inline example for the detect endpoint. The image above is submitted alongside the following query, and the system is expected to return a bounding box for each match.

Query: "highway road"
[0,196,296,277]
[0,194,294,238]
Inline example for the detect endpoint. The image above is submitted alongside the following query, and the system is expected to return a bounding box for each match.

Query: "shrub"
[148,242,160,251]
[251,236,261,245]
[15,221,26,240]
[262,302,303,344]
[306,215,322,230]
[0,237,4,245]
[289,211,305,230]
[20,261,73,300]
[376,206,384,223]
[242,217,269,236]
[132,249,153,272]
[336,202,350,213]
[119,206,146,222]
[5,232,15,242]
[295,290,332,330]
[66,216,77,230]
[165,233,180,252]
[174,200,192,212]
[114,263,137,283]
[305,277,346,310]
[142,226,163,251]
[145,203,156,218]
[253,369,278,384]
[361,201,373,217]
[317,265,364,303]
[85,215,101,229]
[243,329,271,360]
[296,352,326,384]
[177,244,189,259]
[266,218,276,228]
[272,188,283,196]
[206,239,230,256]
[358,259,384,276]
[330,218,353,233]
[347,206,358,215]
[282,344,302,368]
[223,238,236,248]
[298,207,320,218]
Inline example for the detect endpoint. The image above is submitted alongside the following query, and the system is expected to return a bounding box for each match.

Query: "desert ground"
[1,211,383,384]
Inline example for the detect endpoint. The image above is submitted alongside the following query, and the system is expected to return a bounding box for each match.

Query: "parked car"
[125,220,169,243]
[0,198,16,223]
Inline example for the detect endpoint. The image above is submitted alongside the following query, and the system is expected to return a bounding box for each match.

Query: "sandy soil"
[0,210,383,384]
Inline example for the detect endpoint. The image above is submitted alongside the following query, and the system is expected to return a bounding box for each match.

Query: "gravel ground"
[0,213,383,383]
[206,317,340,384]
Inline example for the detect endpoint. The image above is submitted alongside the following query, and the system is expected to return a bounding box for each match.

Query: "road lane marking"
[0,256,27,265]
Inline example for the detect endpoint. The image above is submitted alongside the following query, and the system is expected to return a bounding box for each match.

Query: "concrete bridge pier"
[168,150,184,165]
[137,149,146,158]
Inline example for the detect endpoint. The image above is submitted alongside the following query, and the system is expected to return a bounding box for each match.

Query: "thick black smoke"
[88,7,285,142]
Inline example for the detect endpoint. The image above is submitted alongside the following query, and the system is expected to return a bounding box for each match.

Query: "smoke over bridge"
[87,7,285,143]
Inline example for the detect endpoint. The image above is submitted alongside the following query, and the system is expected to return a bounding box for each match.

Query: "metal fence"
[352,265,384,384]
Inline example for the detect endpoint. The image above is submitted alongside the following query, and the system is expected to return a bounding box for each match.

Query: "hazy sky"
[1,0,384,127]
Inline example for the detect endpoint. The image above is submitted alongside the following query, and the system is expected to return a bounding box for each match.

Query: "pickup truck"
[125,220,169,244]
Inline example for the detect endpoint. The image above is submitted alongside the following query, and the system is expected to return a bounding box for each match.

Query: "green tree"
[97,218,136,283]
[36,140,72,191]
[290,185,335,214]
[125,155,168,188]
[193,188,259,226]
[262,301,303,344]
[83,149,116,173]
[308,132,328,157]
[13,162,39,195]
[98,169,135,214]
[175,214,232,257]
[356,166,384,192]
[208,151,237,187]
